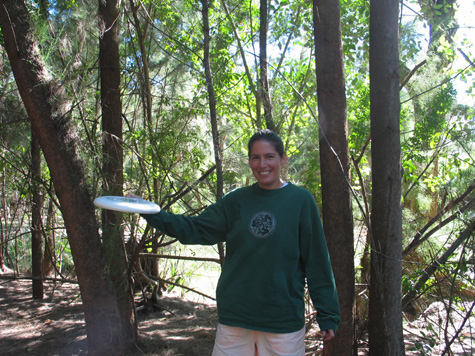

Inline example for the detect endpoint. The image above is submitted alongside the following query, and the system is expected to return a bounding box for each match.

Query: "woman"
[139,129,340,355]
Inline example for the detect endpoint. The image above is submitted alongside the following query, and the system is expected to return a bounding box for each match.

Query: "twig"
[139,253,221,264]
[441,299,475,356]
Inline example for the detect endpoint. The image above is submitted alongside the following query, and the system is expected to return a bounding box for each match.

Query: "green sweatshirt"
[142,182,340,333]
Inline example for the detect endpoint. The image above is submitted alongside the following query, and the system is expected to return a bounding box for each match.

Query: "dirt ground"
[1,278,473,355]
[0,278,219,356]
[0,279,328,356]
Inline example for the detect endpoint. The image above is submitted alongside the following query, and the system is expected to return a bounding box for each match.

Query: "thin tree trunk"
[128,0,152,128]
[221,0,257,98]
[42,198,55,277]
[0,1,136,354]
[0,167,5,273]
[201,0,226,265]
[31,129,44,299]
[259,0,275,132]
[128,0,165,297]
[313,0,354,354]
[368,0,404,354]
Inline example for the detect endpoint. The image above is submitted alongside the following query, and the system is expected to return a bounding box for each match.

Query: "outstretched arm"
[127,193,227,245]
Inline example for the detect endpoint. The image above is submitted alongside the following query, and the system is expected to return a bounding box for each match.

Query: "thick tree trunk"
[0,1,136,354]
[368,0,404,354]
[31,130,44,299]
[99,0,138,346]
[100,0,124,198]
[313,0,354,354]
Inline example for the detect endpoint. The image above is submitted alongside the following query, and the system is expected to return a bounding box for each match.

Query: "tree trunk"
[201,0,226,265]
[313,0,354,354]
[0,167,7,273]
[42,198,55,277]
[31,129,44,299]
[0,1,136,354]
[128,0,165,297]
[259,0,275,132]
[100,0,124,198]
[99,0,138,345]
[368,0,404,354]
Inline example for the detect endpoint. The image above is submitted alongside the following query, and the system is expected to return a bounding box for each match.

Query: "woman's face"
[249,140,287,190]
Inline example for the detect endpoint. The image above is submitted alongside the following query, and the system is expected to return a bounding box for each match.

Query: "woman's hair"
[248,129,285,158]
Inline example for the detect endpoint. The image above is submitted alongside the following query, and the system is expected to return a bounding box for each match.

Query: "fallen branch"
[158,276,216,301]
[0,274,78,284]
[403,183,475,256]
[402,219,475,309]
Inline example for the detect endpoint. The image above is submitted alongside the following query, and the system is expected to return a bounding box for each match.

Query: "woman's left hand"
[321,329,335,342]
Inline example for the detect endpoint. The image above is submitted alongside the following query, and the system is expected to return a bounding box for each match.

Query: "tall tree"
[259,0,275,131]
[31,129,43,299]
[201,0,226,264]
[313,0,354,354]
[0,1,137,354]
[127,0,165,300]
[368,0,404,354]
[99,0,138,346]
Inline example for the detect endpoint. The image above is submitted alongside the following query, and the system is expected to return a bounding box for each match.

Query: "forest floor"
[0,278,473,356]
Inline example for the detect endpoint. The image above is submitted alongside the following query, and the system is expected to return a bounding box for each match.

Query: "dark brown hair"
[248,129,285,158]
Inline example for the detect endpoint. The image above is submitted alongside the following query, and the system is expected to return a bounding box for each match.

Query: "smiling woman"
[248,139,287,190]
[139,129,341,355]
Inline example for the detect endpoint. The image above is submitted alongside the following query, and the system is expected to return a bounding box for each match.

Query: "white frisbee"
[94,196,161,214]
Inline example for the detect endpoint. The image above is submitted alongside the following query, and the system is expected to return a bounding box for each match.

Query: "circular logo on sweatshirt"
[249,211,276,238]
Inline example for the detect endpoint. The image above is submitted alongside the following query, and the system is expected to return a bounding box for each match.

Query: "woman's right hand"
[125,193,142,199]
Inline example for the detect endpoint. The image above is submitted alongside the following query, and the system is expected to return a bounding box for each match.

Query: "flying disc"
[94,196,161,214]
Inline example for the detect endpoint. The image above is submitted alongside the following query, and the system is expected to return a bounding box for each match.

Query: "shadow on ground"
[0,279,216,356]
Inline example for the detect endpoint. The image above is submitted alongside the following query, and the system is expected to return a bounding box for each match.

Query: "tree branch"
[403,182,475,256]
[402,219,475,309]
[139,252,221,264]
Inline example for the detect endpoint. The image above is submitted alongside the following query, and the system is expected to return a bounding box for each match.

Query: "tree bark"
[313,0,354,354]
[42,198,55,277]
[0,1,136,354]
[99,0,138,346]
[201,0,226,265]
[0,167,7,273]
[368,0,404,354]
[31,129,44,299]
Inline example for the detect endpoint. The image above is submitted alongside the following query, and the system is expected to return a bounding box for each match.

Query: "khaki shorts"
[211,323,305,356]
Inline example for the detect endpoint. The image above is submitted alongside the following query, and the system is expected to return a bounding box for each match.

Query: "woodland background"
[0,0,474,355]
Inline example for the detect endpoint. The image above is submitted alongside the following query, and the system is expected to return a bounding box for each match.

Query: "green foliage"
[1,5,474,351]
[341,0,369,67]
[415,83,456,145]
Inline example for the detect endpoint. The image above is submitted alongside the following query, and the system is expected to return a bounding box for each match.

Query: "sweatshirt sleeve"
[141,198,228,245]
[299,193,341,332]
